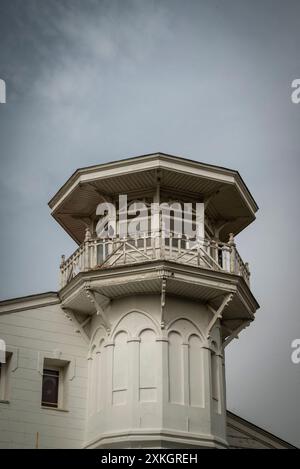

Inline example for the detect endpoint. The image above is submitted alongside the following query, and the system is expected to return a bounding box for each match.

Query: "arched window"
[188,334,204,407]
[139,329,157,402]
[168,331,183,404]
[112,331,128,405]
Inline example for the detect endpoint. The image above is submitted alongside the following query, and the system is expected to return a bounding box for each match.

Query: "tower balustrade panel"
[60,232,250,289]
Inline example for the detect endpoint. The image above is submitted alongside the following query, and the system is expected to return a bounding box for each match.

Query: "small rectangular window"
[41,368,60,408]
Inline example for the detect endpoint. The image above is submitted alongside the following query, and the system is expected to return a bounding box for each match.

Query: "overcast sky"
[0,0,299,446]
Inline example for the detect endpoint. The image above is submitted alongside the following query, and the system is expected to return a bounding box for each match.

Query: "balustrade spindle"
[244,262,250,285]
[186,235,190,251]
[166,231,171,258]
[210,240,217,265]
[92,239,97,267]
[178,235,182,256]
[123,239,126,264]
[150,231,155,259]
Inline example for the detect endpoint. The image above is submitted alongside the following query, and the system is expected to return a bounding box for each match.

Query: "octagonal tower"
[49,153,259,449]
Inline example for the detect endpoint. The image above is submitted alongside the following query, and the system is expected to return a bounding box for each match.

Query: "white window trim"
[0,352,12,402]
[37,351,75,379]
[38,352,75,411]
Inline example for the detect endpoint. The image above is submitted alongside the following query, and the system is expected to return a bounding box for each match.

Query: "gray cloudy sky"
[0,0,299,446]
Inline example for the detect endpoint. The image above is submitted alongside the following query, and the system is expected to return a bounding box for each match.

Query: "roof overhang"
[49,153,259,244]
[59,259,259,341]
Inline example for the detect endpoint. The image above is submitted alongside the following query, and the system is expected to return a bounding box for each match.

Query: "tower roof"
[48,152,258,244]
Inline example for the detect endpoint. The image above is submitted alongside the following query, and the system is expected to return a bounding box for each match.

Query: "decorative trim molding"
[37,351,76,380]
[62,307,91,344]
[83,428,228,449]
[85,286,111,332]
[206,293,234,339]
[0,292,60,315]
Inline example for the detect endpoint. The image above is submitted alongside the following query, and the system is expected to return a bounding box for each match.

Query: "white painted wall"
[85,295,227,448]
[0,301,88,449]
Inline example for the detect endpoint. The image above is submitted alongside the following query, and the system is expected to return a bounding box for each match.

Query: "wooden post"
[228,233,236,273]
[84,227,92,270]
[60,255,65,288]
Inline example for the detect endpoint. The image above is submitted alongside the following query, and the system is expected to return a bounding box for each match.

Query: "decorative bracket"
[221,320,252,351]
[84,285,111,333]
[204,185,228,210]
[62,307,91,344]
[70,214,92,227]
[205,293,234,339]
[160,276,167,329]
[214,220,230,239]
[157,269,173,329]
[87,183,112,200]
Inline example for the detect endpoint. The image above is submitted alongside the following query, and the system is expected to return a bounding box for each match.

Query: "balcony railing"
[60,232,250,289]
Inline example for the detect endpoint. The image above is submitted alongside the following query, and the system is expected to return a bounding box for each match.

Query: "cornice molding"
[0,292,60,315]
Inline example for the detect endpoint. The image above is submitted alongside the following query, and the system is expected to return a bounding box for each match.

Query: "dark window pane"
[41,369,59,407]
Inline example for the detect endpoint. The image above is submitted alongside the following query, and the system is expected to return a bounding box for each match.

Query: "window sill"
[0,400,10,404]
[41,406,69,412]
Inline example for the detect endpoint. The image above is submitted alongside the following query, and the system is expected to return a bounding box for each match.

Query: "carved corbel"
[157,269,173,329]
[62,307,91,344]
[221,320,252,351]
[84,286,111,333]
[160,277,167,329]
[205,293,234,339]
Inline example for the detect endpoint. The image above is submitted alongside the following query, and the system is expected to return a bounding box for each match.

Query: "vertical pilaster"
[87,356,93,417]
[201,344,213,433]
[104,341,114,407]
[182,342,190,406]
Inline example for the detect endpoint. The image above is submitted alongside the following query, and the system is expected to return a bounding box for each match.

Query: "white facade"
[0,153,295,449]
[0,295,87,448]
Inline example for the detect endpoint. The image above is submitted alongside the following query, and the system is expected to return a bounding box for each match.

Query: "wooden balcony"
[60,232,250,289]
